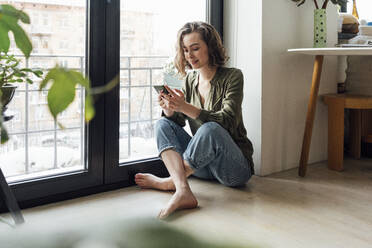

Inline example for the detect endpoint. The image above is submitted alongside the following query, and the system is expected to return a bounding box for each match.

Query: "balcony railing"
[2,54,169,179]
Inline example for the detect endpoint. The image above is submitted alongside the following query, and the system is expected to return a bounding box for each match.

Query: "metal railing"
[120,55,168,158]
[4,54,168,174]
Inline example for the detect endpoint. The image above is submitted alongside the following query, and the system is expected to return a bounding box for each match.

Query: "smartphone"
[153,85,169,95]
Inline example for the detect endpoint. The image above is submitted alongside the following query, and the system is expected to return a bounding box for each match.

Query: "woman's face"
[182,32,209,70]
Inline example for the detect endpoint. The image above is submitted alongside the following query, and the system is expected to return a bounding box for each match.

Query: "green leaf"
[33,70,43,77]
[14,72,26,77]
[0,5,30,24]
[20,68,33,72]
[44,68,77,119]
[41,66,97,122]
[84,95,95,122]
[68,70,90,89]
[40,67,58,90]
[0,22,10,53]
[0,4,32,57]
[18,10,30,24]
[12,59,19,67]
[10,23,32,58]
[26,78,33,84]
[23,68,43,77]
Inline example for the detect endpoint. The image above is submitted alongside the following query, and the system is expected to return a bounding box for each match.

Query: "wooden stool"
[322,94,372,171]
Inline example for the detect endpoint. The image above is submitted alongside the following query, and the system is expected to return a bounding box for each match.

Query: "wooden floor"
[1,158,372,248]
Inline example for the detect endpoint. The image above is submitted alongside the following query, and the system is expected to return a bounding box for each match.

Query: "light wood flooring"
[1,158,372,248]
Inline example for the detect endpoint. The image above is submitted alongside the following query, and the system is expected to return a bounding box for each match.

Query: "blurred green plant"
[0,218,258,248]
[290,0,347,9]
[0,4,117,144]
[0,52,43,86]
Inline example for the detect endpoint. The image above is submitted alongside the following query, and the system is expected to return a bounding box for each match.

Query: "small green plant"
[290,0,347,9]
[0,52,43,86]
[0,4,117,144]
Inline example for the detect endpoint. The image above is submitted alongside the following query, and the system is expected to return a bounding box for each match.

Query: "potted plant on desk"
[290,0,348,47]
[0,52,43,122]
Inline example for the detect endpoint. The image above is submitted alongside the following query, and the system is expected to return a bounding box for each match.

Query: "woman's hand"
[163,85,186,113]
[158,90,174,117]
[160,85,201,119]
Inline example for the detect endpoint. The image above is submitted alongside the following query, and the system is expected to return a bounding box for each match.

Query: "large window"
[0,0,87,183]
[0,0,222,209]
[119,0,206,162]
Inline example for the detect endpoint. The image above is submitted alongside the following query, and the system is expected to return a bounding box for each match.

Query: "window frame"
[1,0,223,212]
[2,0,104,209]
[104,0,224,184]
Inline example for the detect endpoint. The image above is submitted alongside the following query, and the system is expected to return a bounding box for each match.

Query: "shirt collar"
[193,66,221,90]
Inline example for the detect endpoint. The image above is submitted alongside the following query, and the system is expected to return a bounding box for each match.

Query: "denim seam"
[183,156,198,171]
[158,145,175,157]
[158,145,185,157]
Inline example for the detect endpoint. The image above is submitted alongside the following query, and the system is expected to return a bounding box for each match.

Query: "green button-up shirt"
[164,67,254,174]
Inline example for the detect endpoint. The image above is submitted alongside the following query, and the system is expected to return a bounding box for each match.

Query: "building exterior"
[0,0,167,176]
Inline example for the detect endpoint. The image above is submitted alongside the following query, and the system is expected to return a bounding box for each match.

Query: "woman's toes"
[135,173,145,179]
[158,209,168,219]
[157,191,198,219]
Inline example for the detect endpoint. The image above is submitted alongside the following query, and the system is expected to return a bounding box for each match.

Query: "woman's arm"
[163,69,244,132]
[177,101,201,119]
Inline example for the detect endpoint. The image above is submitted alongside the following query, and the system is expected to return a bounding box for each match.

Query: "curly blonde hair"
[174,21,228,76]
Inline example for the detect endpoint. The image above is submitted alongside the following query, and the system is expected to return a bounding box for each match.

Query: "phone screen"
[153,85,169,95]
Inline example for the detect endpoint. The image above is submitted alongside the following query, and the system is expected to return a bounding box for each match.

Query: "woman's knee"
[155,118,173,141]
[155,117,172,133]
[196,122,226,138]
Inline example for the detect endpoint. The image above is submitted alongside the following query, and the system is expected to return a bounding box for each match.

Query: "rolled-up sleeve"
[196,69,243,133]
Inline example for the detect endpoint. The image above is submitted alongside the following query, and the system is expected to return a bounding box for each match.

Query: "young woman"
[135,21,254,219]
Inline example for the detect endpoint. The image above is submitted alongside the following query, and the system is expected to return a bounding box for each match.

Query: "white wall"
[224,0,262,174]
[225,0,339,175]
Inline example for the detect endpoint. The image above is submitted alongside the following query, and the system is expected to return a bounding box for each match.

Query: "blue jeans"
[155,117,252,187]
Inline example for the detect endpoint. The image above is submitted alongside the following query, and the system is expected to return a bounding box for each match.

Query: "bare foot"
[135,173,175,191]
[158,188,198,219]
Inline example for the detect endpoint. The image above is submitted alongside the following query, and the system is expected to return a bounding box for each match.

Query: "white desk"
[287,47,372,177]
[288,47,372,56]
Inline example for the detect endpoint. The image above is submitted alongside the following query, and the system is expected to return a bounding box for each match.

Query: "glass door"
[0,0,105,203]
[118,0,207,162]
[0,0,88,182]
[0,0,221,207]
[104,0,207,183]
